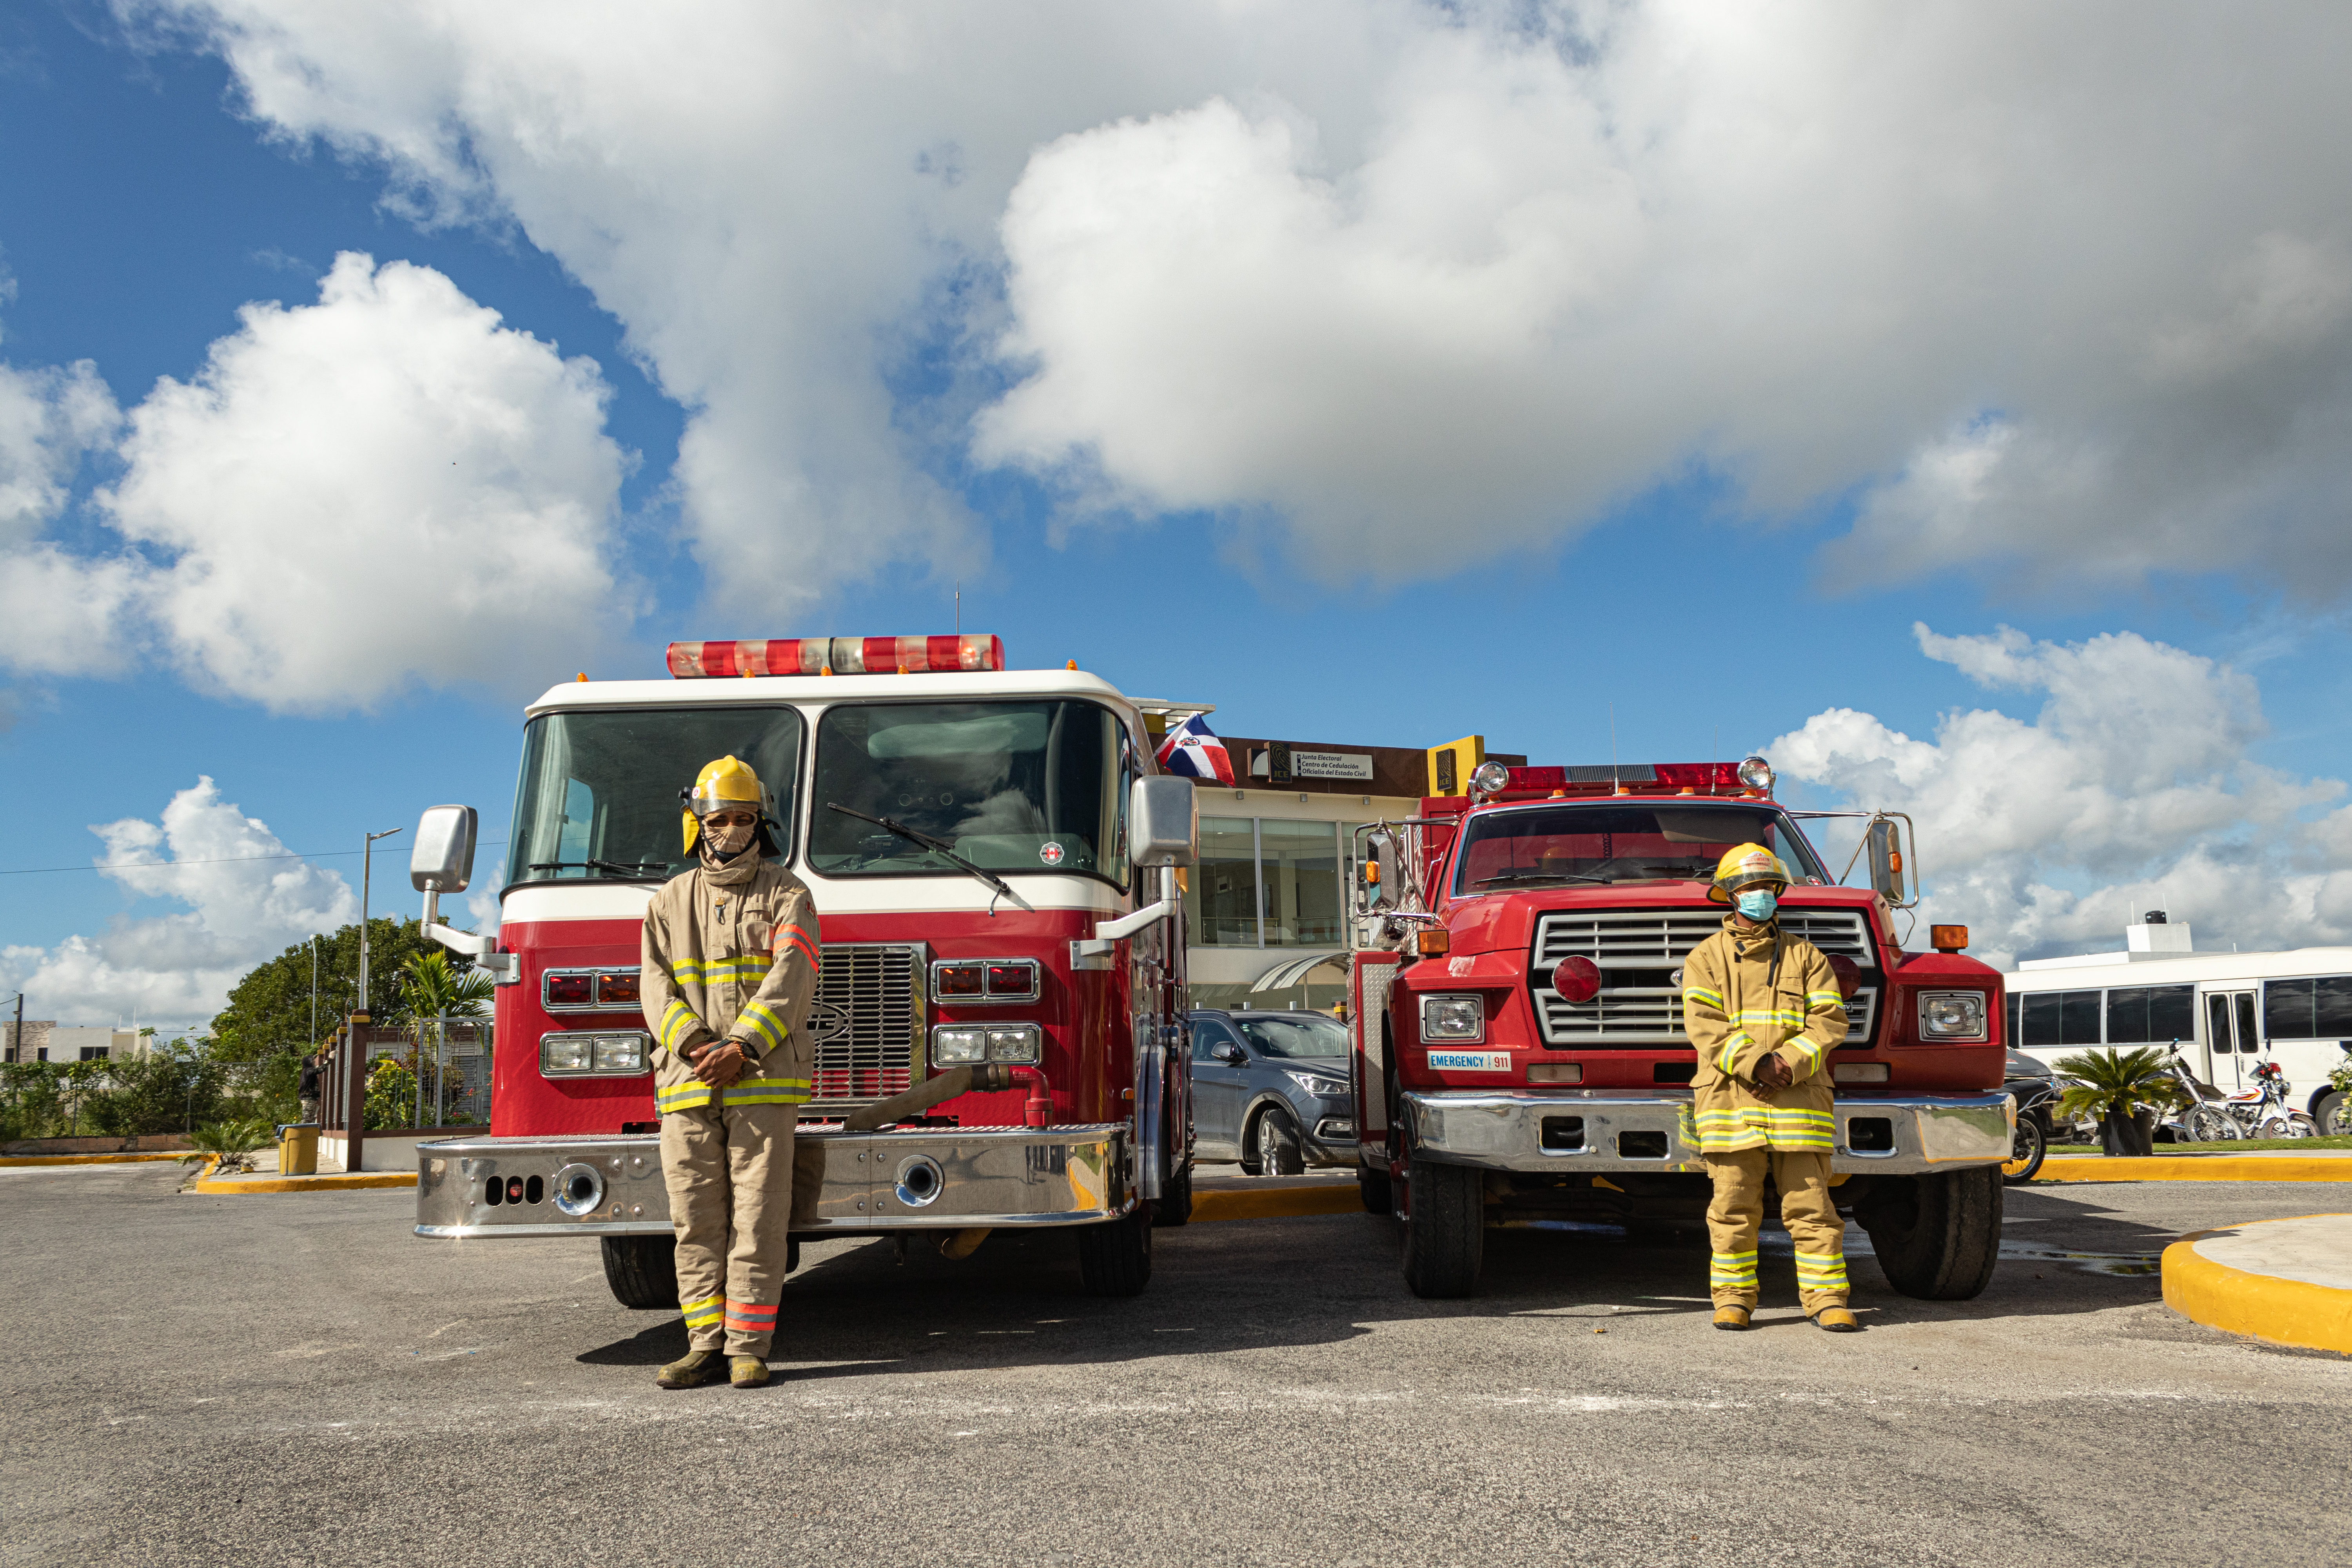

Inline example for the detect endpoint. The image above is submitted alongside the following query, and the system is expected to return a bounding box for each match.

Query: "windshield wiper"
[529,858,670,880]
[824,804,1036,915]
[1472,868,1612,888]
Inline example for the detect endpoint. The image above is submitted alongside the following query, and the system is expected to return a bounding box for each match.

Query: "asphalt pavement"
[4,1161,2349,1567]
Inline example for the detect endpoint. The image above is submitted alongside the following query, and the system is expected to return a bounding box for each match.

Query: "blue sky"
[5,2,2350,1026]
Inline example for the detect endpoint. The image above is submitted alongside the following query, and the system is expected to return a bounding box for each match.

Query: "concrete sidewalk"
[2163,1213,2352,1354]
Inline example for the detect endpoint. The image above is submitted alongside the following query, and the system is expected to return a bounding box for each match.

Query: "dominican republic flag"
[1156,714,1235,785]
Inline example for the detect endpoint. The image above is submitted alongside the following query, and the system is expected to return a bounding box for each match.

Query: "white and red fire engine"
[1349,756,2012,1298]
[405,634,1198,1301]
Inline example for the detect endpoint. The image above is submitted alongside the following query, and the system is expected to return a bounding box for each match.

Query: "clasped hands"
[1748,1050,1795,1093]
[685,1038,751,1088]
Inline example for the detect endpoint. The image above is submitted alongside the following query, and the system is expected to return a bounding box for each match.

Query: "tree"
[391,949,493,1022]
[2055,1046,2185,1157]
[209,919,477,1062]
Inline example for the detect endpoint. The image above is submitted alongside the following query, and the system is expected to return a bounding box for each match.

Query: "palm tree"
[2054,1046,2184,1156]
[178,1118,274,1174]
[393,950,492,1022]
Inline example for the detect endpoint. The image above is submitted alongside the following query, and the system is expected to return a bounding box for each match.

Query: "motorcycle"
[2225,1058,2318,1140]
[2158,1051,2245,1144]
[2002,1069,2058,1183]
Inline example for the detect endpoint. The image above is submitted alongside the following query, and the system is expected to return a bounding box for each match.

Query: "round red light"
[1551,956,1602,1004]
[1827,955,1861,1001]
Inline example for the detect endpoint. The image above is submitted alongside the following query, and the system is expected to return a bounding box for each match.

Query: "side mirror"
[1866,818,1907,906]
[411,806,478,893]
[1362,831,1400,913]
[1129,775,1198,867]
[1210,1041,1247,1065]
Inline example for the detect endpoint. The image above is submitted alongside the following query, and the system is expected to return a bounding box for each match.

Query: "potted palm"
[2053,1046,2183,1156]
[177,1117,275,1175]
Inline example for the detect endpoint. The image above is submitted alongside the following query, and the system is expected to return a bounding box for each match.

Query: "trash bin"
[279,1122,319,1176]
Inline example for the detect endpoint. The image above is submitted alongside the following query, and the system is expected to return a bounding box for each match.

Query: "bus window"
[2264,975,2352,1040]
[2061,991,2100,1046]
[2235,993,2259,1055]
[2106,984,2195,1046]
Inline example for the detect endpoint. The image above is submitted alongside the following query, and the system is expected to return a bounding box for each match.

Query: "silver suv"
[1188,1009,1357,1175]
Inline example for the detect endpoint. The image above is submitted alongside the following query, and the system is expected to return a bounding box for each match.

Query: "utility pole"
[310,935,319,1047]
[8,992,21,1064]
[357,827,404,1019]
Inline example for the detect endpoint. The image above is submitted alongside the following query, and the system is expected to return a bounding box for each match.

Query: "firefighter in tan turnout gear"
[1679,844,1860,1333]
[639,756,822,1388]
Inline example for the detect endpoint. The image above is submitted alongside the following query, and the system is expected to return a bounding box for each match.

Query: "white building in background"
[4,1025,143,1063]
[2005,910,2352,1126]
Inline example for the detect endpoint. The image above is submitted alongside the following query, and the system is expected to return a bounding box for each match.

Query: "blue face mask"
[1736,889,1779,922]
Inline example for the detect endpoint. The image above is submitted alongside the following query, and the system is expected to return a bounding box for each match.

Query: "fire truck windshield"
[1450,801,1829,896]
[506,706,804,887]
[808,701,1127,886]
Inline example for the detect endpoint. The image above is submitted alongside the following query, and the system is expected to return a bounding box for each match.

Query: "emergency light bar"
[667,634,1005,678]
[1435,760,1765,806]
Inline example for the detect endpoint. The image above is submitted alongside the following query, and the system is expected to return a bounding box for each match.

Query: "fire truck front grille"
[808,942,927,1110]
[1530,908,1877,1048]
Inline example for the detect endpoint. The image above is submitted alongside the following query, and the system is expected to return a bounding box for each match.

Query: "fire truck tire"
[1856,1166,2003,1301]
[1358,1161,1393,1215]
[601,1235,680,1310]
[1078,1205,1152,1296]
[1401,1158,1484,1298]
[1154,1160,1194,1227]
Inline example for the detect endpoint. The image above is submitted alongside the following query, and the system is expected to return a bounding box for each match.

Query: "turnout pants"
[1703,1147,1849,1314]
[660,1100,797,1358]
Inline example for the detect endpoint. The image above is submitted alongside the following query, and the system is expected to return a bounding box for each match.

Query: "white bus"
[2005,919,2352,1131]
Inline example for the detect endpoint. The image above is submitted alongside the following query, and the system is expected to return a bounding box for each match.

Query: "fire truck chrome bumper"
[413,1123,1134,1238]
[1400,1090,2013,1175]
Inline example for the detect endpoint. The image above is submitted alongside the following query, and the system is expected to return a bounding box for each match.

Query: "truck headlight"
[986,1025,1041,1063]
[540,1031,652,1076]
[1421,994,1484,1042]
[541,1033,592,1073]
[931,1025,987,1065]
[592,1034,646,1073]
[1918,991,1988,1041]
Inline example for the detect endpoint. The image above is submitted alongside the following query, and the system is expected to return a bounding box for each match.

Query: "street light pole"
[357,827,405,1019]
[310,935,319,1048]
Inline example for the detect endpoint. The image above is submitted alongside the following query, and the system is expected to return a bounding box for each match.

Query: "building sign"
[1292,750,1375,781]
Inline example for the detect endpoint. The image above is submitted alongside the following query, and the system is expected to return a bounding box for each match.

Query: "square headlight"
[1421,994,1484,1042]
[1918,991,1988,1041]
[986,1025,1041,1063]
[592,1034,648,1073]
[541,1033,592,1074]
[932,1025,987,1065]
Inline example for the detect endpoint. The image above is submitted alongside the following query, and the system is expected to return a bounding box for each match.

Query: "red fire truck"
[1349,755,2011,1299]
[404,635,1198,1301]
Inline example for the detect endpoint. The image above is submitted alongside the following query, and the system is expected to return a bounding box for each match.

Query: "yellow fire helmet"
[1708,842,1793,904]
[680,755,768,856]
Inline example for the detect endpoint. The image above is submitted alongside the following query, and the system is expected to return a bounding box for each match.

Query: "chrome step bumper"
[1400,1089,2013,1176]
[414,1123,1132,1239]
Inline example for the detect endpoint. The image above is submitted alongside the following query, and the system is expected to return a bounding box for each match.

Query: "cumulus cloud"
[126,1,2352,598]
[1769,625,2352,968]
[0,253,630,710]
[0,778,357,1029]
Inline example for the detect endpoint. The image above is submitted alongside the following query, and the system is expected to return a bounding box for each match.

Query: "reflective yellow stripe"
[656,1082,713,1112]
[1709,1250,1759,1284]
[681,1294,725,1328]
[674,956,771,983]
[723,1076,811,1107]
[1786,1036,1828,1076]
[660,1000,702,1050]
[1795,1252,1850,1291]
[1683,985,1726,1011]
[1714,1032,1750,1076]
[737,1002,788,1053]
[1806,991,1844,1005]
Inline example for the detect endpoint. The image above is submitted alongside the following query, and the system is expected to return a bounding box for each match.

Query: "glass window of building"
[1260,819,1342,947]
[1188,817,1261,946]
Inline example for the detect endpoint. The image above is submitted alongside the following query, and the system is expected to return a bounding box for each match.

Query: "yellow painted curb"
[191,1171,417,1194]
[0,1151,194,1166]
[2038,1157,2352,1183]
[2163,1223,2352,1355]
[1192,1184,1363,1222]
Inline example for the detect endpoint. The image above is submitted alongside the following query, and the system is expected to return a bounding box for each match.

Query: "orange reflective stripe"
[775,924,820,969]
[723,1301,780,1330]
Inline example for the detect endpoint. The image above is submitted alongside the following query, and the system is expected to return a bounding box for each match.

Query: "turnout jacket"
[1679,914,1849,1153]
[639,852,823,1116]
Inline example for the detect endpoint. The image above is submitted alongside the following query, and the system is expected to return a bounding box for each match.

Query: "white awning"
[1249,951,1349,992]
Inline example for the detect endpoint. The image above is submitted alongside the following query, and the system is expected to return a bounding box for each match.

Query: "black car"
[1187,1009,1357,1175]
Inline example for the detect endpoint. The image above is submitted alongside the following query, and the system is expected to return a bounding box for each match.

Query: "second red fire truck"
[403,634,1198,1301]
[1349,755,2012,1298]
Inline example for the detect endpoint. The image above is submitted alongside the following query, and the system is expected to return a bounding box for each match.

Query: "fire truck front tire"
[1078,1205,1153,1296]
[1855,1166,2003,1301]
[1401,1159,1484,1298]
[601,1235,681,1310]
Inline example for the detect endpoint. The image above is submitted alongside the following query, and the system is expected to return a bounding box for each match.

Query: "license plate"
[1426,1050,1513,1072]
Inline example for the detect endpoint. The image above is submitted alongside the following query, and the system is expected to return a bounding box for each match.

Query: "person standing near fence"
[639,756,822,1390]
[298,1052,323,1125]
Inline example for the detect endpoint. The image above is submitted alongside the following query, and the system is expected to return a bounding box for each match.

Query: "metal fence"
[320,1017,492,1133]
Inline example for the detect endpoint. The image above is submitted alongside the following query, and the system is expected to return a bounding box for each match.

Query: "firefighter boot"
[731,1355,771,1388]
[1712,1305,1752,1330]
[655,1349,727,1389]
[1810,1307,1861,1332]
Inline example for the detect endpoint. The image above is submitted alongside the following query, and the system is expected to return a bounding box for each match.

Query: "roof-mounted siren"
[1736,754,1774,796]
[667,634,1005,678]
[1468,760,1512,803]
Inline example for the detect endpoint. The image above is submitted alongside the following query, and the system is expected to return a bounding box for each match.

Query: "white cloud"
[125,0,2352,598]
[1769,625,2352,968]
[0,253,631,711]
[0,778,357,1029]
